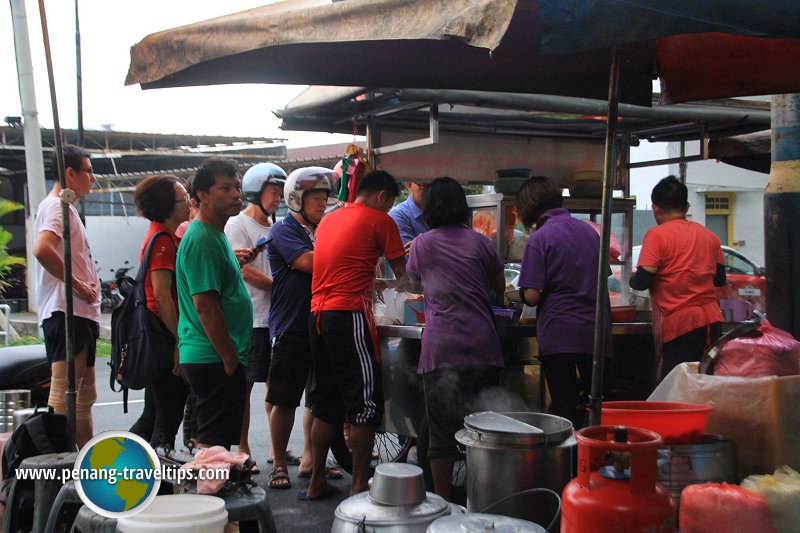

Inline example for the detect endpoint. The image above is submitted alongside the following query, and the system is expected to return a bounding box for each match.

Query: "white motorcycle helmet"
[284,167,334,218]
[242,163,287,216]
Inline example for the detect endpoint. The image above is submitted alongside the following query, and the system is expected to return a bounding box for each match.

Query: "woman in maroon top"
[129,175,191,449]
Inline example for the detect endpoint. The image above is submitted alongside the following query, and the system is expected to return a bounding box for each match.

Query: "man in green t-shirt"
[176,157,253,449]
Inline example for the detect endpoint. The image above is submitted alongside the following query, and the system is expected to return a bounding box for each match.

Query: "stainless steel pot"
[427,513,546,533]
[332,464,452,533]
[0,390,30,432]
[658,434,737,519]
[455,412,575,527]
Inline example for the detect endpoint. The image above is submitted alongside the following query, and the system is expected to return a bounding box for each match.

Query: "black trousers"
[540,353,593,429]
[661,322,723,380]
[129,372,190,449]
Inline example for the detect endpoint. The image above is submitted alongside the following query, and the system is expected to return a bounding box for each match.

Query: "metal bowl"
[368,463,426,506]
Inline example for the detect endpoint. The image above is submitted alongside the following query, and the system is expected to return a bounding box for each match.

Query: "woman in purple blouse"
[515,176,606,428]
[406,176,505,501]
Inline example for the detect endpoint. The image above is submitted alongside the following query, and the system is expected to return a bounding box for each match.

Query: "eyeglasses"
[175,194,190,204]
[80,167,94,175]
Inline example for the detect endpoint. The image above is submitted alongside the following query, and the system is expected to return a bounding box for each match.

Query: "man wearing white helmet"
[225,162,285,469]
[265,166,337,490]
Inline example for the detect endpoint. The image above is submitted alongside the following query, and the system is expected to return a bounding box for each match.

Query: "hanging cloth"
[336,144,371,203]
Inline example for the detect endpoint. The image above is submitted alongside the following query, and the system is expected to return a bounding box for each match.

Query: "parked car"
[631,245,766,312]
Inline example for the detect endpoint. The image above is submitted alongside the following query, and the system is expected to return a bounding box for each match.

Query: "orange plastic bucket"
[600,401,713,444]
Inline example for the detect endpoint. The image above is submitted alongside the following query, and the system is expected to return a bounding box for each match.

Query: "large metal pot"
[658,434,737,519]
[332,463,453,533]
[455,412,575,527]
[428,513,546,533]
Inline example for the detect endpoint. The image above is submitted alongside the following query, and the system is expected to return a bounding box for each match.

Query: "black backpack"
[1,407,68,482]
[0,407,68,530]
[109,231,176,412]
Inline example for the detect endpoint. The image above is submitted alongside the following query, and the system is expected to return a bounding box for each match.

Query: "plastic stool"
[69,505,117,533]
[2,451,77,533]
[186,485,277,533]
[44,480,83,533]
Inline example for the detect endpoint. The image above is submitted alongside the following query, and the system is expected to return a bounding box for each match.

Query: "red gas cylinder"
[561,426,675,533]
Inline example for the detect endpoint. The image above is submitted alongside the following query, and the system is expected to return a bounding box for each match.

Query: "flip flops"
[297,466,343,480]
[266,450,302,466]
[297,485,340,501]
[268,467,291,490]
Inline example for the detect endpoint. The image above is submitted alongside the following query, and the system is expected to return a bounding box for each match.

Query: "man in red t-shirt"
[631,176,726,379]
[304,171,406,500]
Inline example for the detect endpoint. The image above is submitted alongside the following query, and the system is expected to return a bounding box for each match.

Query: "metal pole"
[38,0,77,450]
[764,94,800,339]
[589,50,620,427]
[75,0,83,147]
[10,0,47,314]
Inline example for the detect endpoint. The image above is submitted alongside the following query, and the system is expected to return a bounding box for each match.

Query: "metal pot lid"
[464,412,544,435]
[463,412,573,446]
[427,513,546,533]
[335,491,451,526]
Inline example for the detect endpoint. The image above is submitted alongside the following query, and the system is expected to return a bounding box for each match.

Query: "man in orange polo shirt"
[631,176,726,379]
[303,170,406,500]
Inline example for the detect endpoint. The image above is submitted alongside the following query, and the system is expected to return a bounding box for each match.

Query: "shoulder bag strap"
[135,231,173,303]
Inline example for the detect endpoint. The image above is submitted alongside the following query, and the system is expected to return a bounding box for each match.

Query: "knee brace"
[76,378,97,421]
[48,376,67,414]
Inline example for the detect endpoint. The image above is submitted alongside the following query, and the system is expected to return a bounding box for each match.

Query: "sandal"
[268,467,291,490]
[267,450,302,466]
[297,466,343,480]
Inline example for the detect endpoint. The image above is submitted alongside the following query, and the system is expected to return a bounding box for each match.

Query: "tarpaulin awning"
[126,0,800,106]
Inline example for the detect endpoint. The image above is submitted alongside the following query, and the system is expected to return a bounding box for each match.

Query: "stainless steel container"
[0,390,30,432]
[658,434,737,517]
[332,463,452,533]
[12,407,36,430]
[427,513,546,533]
[455,412,575,527]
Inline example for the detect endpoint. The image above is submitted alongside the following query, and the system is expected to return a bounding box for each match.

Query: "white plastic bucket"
[117,494,228,533]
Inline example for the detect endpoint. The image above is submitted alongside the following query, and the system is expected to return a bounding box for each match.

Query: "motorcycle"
[100,261,132,312]
[0,344,50,406]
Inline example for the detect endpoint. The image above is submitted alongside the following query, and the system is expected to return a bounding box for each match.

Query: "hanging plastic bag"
[679,482,776,533]
[741,466,800,533]
[376,288,405,326]
[715,319,800,378]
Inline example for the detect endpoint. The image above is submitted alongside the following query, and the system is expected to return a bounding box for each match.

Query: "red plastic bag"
[715,319,800,378]
[680,483,775,533]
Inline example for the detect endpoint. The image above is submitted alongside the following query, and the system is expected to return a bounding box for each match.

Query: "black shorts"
[245,327,271,383]
[423,365,501,459]
[266,331,311,408]
[41,311,99,368]
[309,311,383,427]
[180,362,246,448]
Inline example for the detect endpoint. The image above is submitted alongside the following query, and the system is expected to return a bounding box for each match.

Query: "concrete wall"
[85,216,150,282]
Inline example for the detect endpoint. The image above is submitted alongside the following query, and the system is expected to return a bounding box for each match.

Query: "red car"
[629,245,766,313]
[716,245,766,313]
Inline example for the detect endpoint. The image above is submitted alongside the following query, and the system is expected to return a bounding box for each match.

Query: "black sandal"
[268,467,291,490]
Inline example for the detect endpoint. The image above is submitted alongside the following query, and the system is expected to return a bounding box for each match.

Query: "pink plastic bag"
[582,220,621,262]
[680,483,775,533]
[715,319,800,378]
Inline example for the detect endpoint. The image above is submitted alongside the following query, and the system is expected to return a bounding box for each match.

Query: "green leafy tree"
[0,198,26,295]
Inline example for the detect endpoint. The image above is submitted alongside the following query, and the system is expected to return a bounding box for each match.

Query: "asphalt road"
[93,359,352,532]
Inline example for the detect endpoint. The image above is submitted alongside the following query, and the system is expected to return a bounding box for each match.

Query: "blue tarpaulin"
[536,0,800,53]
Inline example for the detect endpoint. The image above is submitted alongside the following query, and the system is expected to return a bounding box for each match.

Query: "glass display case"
[466,193,636,304]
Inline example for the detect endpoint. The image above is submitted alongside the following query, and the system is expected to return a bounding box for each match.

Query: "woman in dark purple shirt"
[516,176,606,429]
[406,177,505,501]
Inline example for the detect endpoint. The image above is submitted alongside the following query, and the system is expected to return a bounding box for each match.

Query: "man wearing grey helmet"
[225,162,285,470]
[265,166,338,490]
